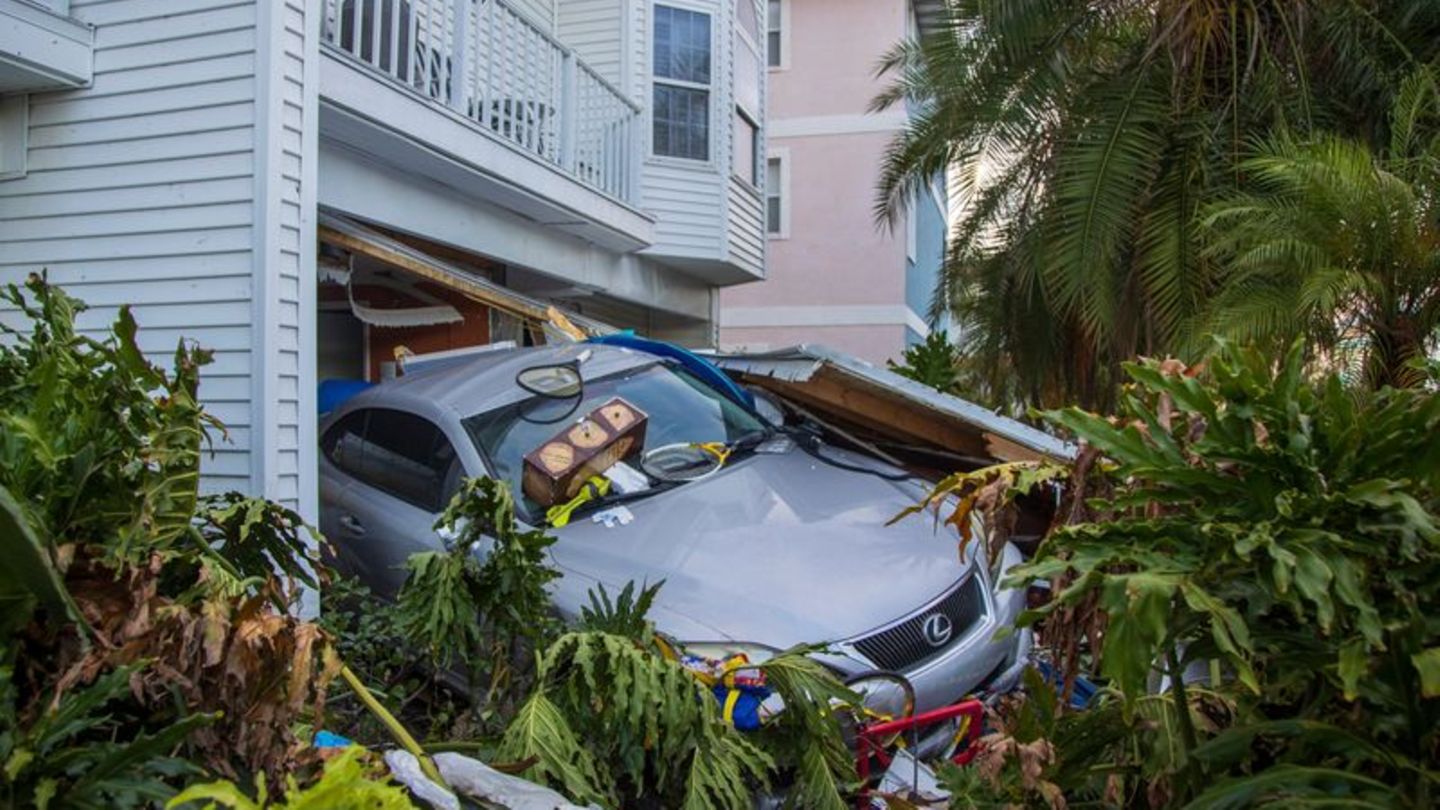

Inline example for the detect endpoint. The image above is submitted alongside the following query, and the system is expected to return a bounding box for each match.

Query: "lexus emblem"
[921,613,953,647]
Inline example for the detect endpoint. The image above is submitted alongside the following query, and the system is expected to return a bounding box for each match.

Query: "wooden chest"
[522,397,648,507]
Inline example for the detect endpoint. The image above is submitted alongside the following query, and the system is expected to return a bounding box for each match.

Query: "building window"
[734,108,759,186]
[653,5,712,161]
[766,155,784,235]
[767,0,782,68]
[0,96,27,181]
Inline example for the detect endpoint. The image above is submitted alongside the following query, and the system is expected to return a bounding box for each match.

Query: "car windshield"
[464,362,767,522]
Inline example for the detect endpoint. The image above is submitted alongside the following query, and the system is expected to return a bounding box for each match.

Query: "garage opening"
[314,213,616,412]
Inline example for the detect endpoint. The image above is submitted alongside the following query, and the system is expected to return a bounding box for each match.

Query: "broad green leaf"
[1411,648,1440,698]
[1338,640,1368,701]
[1100,573,1177,701]
[0,483,85,637]
[1292,546,1335,631]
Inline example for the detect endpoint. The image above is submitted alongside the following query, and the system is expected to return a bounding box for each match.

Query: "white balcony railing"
[322,0,640,203]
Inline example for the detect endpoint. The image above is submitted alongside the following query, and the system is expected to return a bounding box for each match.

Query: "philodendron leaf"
[0,483,86,637]
[1292,546,1335,631]
[1411,648,1440,698]
[1180,581,1258,693]
[1338,640,1369,701]
[1100,573,1177,702]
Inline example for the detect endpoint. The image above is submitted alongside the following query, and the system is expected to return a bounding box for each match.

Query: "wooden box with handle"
[522,398,648,507]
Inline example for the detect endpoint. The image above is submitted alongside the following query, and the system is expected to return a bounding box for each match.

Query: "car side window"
[356,409,462,513]
[322,411,368,479]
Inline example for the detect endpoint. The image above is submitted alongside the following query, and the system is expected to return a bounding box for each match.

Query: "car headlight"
[679,641,779,665]
[845,672,914,720]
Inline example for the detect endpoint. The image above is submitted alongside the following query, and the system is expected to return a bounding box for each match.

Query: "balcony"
[321,0,640,205]
[0,0,93,93]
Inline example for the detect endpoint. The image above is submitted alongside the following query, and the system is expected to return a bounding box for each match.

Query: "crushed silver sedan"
[318,341,1032,729]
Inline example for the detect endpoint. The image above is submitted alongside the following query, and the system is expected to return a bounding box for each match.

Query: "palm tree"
[875,0,1440,410]
[1202,73,1440,389]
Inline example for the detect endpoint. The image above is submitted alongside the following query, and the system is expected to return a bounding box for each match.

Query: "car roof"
[334,342,659,422]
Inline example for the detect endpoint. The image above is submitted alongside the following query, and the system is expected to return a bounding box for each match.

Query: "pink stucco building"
[718,0,948,365]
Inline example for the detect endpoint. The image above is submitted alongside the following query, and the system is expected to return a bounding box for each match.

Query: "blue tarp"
[588,333,756,410]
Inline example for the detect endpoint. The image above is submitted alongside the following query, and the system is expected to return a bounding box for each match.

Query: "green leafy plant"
[0,276,435,799]
[1,664,215,810]
[1202,70,1440,390]
[887,330,962,394]
[498,631,774,808]
[0,274,217,570]
[167,746,416,810]
[318,578,468,744]
[750,648,859,810]
[873,0,1440,411]
[499,585,862,810]
[577,580,664,639]
[395,476,561,721]
[911,338,1440,806]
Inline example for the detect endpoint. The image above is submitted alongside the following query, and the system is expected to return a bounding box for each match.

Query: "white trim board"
[767,111,908,139]
[722,304,929,336]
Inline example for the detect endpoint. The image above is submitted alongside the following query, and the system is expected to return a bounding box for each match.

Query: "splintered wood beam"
[317,214,614,336]
[320,224,550,323]
[753,370,1047,464]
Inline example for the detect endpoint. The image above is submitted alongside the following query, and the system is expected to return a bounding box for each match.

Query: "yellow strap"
[722,689,742,726]
[545,476,611,527]
[694,442,732,466]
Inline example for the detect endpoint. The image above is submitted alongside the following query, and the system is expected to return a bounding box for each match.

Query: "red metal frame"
[853,699,984,808]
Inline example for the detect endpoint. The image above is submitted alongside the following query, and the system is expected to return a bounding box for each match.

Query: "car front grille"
[851,576,986,672]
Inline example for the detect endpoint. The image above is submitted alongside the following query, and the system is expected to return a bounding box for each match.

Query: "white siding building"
[0,0,766,521]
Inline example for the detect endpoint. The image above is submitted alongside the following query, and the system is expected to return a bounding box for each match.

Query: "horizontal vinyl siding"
[726,176,763,274]
[511,0,557,31]
[642,162,726,254]
[637,0,741,264]
[0,0,260,496]
[556,0,622,86]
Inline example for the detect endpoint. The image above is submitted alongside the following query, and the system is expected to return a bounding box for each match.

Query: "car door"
[319,411,374,581]
[334,407,465,597]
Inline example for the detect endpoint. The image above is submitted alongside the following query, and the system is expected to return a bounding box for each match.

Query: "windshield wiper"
[560,431,772,524]
[580,480,680,515]
[725,427,774,458]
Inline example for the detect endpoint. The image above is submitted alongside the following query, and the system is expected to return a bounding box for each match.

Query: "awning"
[318,212,615,338]
[707,344,1075,464]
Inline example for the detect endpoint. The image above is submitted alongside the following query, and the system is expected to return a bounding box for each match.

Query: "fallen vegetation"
[6,272,1436,808]
[912,340,1440,807]
[0,275,862,808]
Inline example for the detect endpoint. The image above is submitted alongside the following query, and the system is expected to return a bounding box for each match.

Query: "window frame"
[732,106,761,189]
[766,0,788,71]
[651,2,716,164]
[0,95,28,181]
[765,148,789,239]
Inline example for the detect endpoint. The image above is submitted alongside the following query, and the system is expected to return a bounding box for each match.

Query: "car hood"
[546,445,974,649]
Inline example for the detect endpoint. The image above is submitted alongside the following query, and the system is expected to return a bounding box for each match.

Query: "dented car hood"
[544,444,972,648]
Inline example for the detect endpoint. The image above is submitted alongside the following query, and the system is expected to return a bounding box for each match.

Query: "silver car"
[318,342,1031,725]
